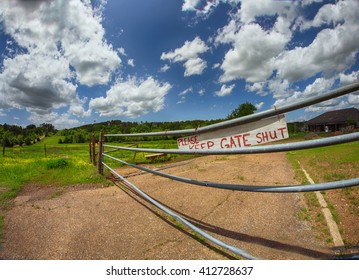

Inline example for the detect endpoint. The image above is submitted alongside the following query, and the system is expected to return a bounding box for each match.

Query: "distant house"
[307,107,359,132]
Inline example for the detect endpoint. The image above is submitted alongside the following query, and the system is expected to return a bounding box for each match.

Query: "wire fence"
[97,82,359,259]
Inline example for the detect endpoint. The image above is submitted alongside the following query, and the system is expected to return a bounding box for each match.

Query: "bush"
[46,158,70,169]
[25,137,32,146]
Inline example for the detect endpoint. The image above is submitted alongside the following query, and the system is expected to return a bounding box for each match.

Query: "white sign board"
[177,114,288,151]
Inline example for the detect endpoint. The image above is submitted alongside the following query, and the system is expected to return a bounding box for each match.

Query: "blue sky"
[0,0,358,129]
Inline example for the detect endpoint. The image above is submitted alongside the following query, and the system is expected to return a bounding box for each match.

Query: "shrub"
[46,158,70,169]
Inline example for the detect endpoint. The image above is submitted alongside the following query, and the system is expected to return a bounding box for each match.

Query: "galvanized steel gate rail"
[98,82,359,260]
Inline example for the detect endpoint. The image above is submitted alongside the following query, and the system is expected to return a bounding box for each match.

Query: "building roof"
[307,107,359,125]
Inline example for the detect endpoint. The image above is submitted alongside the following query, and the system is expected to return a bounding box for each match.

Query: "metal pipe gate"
[97,82,359,260]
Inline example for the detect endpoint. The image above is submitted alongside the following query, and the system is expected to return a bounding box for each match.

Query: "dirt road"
[2,153,333,259]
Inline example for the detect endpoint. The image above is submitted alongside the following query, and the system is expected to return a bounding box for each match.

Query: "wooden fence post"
[92,133,96,166]
[89,134,93,163]
[97,132,104,175]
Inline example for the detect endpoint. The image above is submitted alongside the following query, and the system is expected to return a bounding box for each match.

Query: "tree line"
[1,102,305,146]
[0,123,56,147]
[59,119,224,143]
[59,102,259,143]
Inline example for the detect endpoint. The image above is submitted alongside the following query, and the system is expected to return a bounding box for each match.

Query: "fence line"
[98,82,359,260]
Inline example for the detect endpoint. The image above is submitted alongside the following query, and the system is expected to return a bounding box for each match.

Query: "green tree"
[227,102,257,120]
[24,137,32,146]
[16,135,24,146]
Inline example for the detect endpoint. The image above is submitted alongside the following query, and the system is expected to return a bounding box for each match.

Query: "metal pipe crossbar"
[104,132,359,155]
[103,154,359,193]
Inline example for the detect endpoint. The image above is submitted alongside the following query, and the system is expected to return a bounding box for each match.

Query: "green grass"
[297,207,310,221]
[305,192,320,208]
[324,172,347,181]
[104,139,196,165]
[342,187,359,215]
[0,149,106,189]
[191,231,206,244]
[286,154,309,185]
[287,141,359,183]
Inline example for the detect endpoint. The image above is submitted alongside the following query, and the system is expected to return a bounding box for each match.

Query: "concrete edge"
[298,161,344,248]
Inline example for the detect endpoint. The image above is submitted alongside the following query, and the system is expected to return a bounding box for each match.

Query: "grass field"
[0,136,107,189]
[287,140,359,247]
[287,141,359,183]
[103,138,196,166]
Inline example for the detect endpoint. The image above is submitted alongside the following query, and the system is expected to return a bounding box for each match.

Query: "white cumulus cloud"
[160,64,171,73]
[89,76,172,118]
[0,51,77,112]
[238,0,293,24]
[161,36,209,77]
[182,0,240,16]
[216,22,290,83]
[127,59,135,67]
[182,0,201,12]
[212,0,359,115]
[215,84,235,97]
[255,102,264,110]
[0,0,120,125]
[339,71,359,86]
[177,87,193,104]
[275,24,359,82]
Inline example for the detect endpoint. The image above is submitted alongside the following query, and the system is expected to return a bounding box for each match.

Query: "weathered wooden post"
[97,132,104,175]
